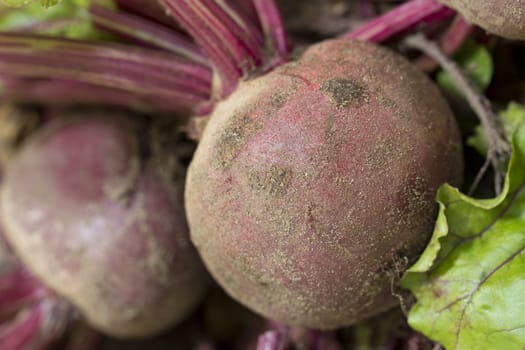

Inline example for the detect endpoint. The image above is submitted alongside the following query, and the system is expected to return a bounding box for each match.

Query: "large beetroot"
[0,113,208,338]
[438,0,525,40]
[185,39,463,329]
[0,0,469,339]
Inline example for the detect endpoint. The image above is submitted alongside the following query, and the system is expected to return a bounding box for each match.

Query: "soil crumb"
[249,164,293,196]
[321,78,370,109]
[215,113,261,169]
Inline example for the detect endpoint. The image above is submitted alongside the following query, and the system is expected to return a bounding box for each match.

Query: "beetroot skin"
[439,0,525,40]
[185,39,463,330]
[0,114,208,338]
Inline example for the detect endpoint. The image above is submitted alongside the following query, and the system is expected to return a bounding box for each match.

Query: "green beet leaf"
[1,0,60,7]
[0,0,114,40]
[402,122,525,350]
[469,102,525,156]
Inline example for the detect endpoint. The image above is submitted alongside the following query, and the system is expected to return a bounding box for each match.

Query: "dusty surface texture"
[186,39,464,330]
[0,114,208,338]
[440,0,525,40]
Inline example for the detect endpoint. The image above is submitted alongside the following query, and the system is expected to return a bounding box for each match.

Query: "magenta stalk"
[0,34,212,112]
[114,0,180,29]
[416,15,474,71]
[343,0,454,42]
[253,0,289,63]
[160,0,266,96]
[256,323,290,350]
[0,267,47,318]
[0,77,207,113]
[0,299,70,350]
[89,4,210,66]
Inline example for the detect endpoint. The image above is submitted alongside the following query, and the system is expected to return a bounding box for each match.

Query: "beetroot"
[0,113,208,338]
[0,0,468,340]
[185,38,463,330]
[439,0,525,40]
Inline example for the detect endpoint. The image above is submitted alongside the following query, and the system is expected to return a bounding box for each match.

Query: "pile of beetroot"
[0,0,523,349]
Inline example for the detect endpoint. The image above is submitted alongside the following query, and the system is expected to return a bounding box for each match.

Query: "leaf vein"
[453,244,525,349]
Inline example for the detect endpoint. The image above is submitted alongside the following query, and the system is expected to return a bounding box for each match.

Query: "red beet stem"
[89,4,210,66]
[0,34,212,90]
[257,324,290,350]
[200,0,264,63]
[0,299,69,350]
[161,0,242,96]
[232,0,259,24]
[161,0,266,97]
[0,306,43,350]
[114,0,180,29]
[416,15,474,71]
[1,77,206,113]
[0,34,212,111]
[0,267,47,318]
[343,0,454,42]
[253,0,289,62]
